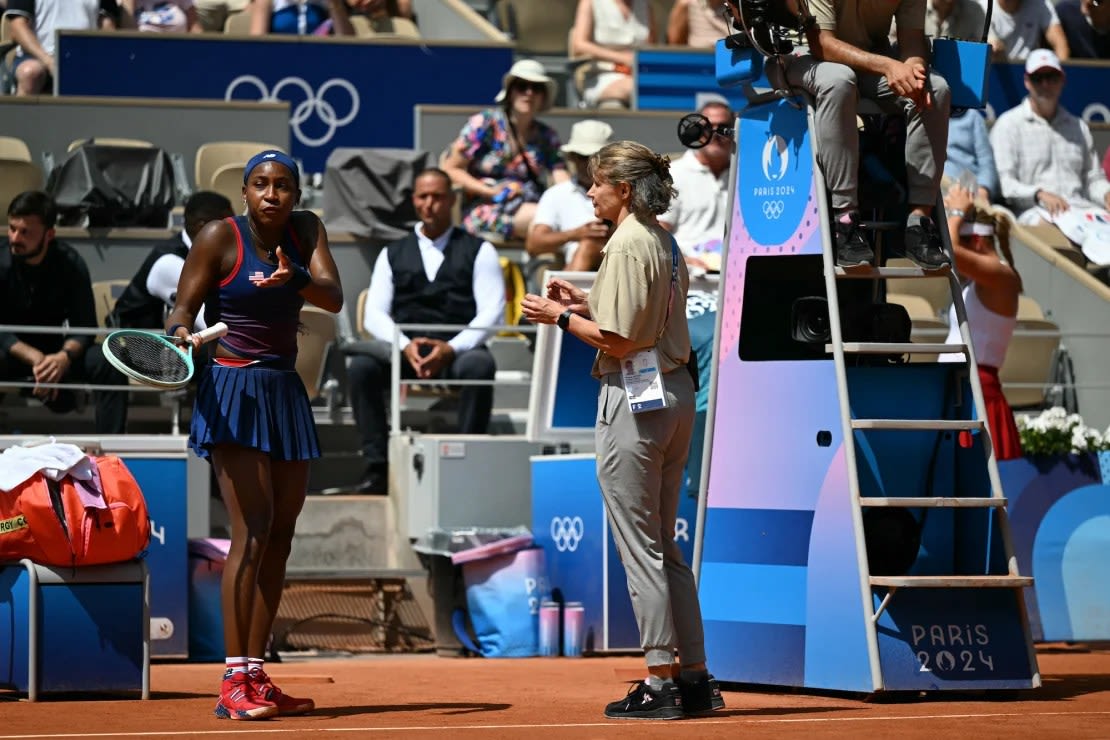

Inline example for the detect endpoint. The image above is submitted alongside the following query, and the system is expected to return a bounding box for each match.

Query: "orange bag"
[0,455,151,567]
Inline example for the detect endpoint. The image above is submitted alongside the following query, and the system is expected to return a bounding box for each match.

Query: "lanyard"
[656,236,680,342]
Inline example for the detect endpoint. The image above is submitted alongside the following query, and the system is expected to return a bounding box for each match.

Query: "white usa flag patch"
[250,271,265,281]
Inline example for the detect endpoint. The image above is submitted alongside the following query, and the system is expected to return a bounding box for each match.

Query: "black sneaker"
[903,216,950,271]
[604,680,683,720]
[834,215,875,267]
[677,671,725,715]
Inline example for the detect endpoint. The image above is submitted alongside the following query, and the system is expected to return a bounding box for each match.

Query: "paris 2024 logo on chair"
[738,101,813,247]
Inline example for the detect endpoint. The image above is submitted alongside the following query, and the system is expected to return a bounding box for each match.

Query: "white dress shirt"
[362,224,505,354]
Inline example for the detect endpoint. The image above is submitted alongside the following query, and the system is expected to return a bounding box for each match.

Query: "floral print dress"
[455,108,566,237]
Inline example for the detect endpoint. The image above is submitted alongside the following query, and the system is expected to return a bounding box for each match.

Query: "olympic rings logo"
[225,75,360,148]
[762,200,785,219]
[550,516,585,552]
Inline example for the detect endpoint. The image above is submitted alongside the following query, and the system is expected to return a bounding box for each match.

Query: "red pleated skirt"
[973,365,1023,461]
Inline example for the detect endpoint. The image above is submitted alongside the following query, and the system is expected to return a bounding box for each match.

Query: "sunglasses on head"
[512,80,547,94]
[1029,71,1062,84]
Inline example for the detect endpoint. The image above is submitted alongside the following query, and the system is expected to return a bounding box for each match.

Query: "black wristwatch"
[557,310,574,331]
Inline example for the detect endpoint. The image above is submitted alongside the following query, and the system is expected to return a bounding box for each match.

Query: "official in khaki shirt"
[522,141,721,721]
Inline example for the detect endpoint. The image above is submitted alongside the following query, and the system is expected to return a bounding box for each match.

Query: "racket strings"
[106,334,191,383]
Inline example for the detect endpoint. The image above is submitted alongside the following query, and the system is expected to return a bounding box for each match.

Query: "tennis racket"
[102,322,228,389]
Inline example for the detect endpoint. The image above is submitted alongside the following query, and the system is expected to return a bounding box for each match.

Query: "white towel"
[0,440,95,492]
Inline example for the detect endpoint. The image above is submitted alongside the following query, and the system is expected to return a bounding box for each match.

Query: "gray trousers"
[595,368,704,668]
[785,56,951,211]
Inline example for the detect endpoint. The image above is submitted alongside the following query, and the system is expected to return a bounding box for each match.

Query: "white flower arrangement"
[1016,407,1110,456]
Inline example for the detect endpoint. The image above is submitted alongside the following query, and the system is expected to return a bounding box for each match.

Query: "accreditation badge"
[621,347,669,414]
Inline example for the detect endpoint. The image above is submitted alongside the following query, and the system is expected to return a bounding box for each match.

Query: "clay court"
[1,646,1108,739]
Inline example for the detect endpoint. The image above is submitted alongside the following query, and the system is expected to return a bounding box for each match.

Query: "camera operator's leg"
[862,71,952,270]
[786,56,874,267]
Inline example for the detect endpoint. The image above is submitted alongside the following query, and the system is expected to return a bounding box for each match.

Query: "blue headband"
[243,150,300,188]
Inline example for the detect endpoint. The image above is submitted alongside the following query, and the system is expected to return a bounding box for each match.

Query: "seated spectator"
[0,191,127,433]
[83,191,231,433]
[193,0,247,31]
[120,0,201,31]
[939,184,1023,460]
[526,120,615,271]
[4,0,118,96]
[1056,0,1110,60]
[945,108,999,203]
[108,191,232,330]
[989,0,1069,62]
[329,0,413,34]
[334,169,505,495]
[660,99,733,272]
[889,0,985,45]
[667,0,729,47]
[1104,145,1110,181]
[571,0,656,108]
[990,50,1110,223]
[250,0,335,34]
[442,59,568,241]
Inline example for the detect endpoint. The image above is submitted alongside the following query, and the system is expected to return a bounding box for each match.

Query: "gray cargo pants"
[785,55,951,211]
[595,368,705,669]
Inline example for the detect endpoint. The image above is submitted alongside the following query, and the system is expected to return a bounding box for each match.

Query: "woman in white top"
[941,183,1024,460]
[571,0,656,108]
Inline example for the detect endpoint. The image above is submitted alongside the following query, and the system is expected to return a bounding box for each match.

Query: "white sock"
[248,657,265,675]
[225,657,249,676]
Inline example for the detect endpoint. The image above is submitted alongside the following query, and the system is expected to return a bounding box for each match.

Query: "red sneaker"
[250,668,316,716]
[215,673,278,720]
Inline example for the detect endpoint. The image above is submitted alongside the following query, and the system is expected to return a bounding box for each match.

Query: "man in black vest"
[340,168,505,495]
[83,191,233,433]
[0,190,125,431]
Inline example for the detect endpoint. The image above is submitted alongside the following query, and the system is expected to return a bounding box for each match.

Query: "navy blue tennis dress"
[188,215,321,462]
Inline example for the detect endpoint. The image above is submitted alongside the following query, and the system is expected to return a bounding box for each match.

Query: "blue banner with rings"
[56,32,514,173]
[737,99,814,248]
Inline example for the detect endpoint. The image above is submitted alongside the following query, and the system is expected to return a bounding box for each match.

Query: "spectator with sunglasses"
[442,59,568,241]
[990,50,1110,223]
[1056,0,1110,60]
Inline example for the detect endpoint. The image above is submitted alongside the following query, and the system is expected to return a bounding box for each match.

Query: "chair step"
[851,419,984,431]
[834,266,952,279]
[860,497,1006,508]
[870,575,1032,588]
[830,342,966,354]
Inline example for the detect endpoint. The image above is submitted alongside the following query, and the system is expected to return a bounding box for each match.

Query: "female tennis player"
[166,150,342,721]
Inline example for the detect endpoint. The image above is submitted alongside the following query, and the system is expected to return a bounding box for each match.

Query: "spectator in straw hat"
[527,120,615,271]
[443,59,569,240]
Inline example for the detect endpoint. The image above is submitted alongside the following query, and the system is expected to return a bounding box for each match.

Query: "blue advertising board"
[57,32,514,172]
[122,457,189,659]
[531,454,699,652]
[986,62,1110,123]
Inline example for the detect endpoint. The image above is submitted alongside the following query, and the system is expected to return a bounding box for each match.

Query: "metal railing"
[388,323,535,434]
